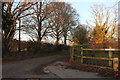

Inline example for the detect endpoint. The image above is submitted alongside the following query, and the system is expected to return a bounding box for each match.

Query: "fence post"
[70,47,74,61]
[77,46,80,55]
[113,58,119,71]
[81,47,83,63]
[108,46,112,67]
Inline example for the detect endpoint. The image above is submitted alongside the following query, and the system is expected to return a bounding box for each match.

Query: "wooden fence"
[70,46,120,71]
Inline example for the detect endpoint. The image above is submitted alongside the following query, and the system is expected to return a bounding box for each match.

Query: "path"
[2,53,117,79]
[2,53,68,78]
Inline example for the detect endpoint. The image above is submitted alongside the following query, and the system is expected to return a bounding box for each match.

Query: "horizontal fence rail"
[70,46,120,71]
[82,49,120,51]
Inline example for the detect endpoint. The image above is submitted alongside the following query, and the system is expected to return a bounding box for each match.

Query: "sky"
[67,2,117,24]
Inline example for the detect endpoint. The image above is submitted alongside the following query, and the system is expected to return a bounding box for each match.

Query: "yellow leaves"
[89,5,117,47]
[95,40,102,44]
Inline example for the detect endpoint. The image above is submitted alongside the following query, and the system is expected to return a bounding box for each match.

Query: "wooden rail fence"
[70,46,120,71]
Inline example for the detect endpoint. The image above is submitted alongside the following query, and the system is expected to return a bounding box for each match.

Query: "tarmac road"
[2,53,68,78]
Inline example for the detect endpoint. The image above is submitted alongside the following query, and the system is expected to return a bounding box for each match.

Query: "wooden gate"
[70,46,120,71]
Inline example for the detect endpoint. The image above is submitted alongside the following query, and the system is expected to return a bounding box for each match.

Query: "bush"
[3,40,70,58]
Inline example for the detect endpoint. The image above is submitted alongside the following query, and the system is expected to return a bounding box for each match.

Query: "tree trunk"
[37,2,42,42]
[118,23,120,70]
[64,35,67,45]
[2,39,10,57]
[56,36,59,45]
[118,1,120,70]
[18,19,21,53]
[38,22,42,42]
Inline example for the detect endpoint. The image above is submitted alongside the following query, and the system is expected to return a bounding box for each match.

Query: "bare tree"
[48,2,79,45]
[60,2,79,45]
[22,1,52,42]
[47,2,63,45]
[2,1,36,40]
[2,0,36,55]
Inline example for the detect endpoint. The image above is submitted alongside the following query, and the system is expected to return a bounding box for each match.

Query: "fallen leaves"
[62,57,120,78]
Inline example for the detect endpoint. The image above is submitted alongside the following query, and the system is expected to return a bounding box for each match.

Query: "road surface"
[2,53,68,78]
[2,53,117,79]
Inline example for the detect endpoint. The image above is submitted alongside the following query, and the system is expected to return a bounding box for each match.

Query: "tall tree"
[48,2,79,45]
[71,25,88,46]
[2,1,36,40]
[60,3,79,45]
[88,5,117,48]
[22,1,51,42]
[2,1,36,54]
[118,1,120,70]
[48,2,63,45]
